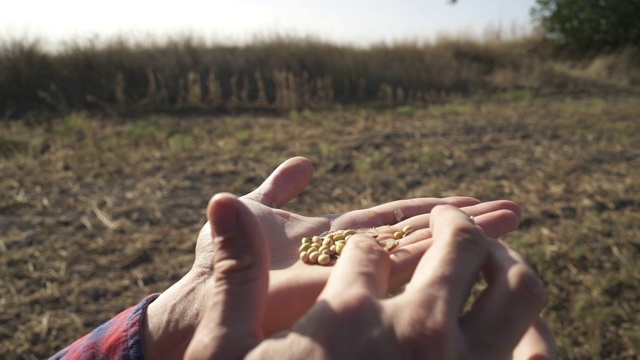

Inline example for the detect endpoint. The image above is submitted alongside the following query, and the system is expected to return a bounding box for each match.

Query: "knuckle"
[336,290,378,313]
[346,235,388,257]
[449,225,486,253]
[395,306,455,358]
[511,263,548,309]
[328,291,382,328]
[214,254,262,286]
[405,326,453,357]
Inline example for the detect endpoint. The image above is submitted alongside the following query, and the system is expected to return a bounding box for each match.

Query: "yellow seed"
[302,228,416,265]
[387,240,399,252]
[299,251,309,262]
[299,243,311,252]
[318,253,331,265]
[309,251,320,263]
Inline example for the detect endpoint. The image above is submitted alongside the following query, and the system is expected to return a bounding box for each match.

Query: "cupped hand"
[185,201,555,360]
[143,157,524,359]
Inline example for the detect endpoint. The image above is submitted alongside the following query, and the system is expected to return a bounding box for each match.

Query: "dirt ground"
[1,93,639,358]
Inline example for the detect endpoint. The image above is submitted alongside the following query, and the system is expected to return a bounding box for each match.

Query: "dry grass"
[2,35,639,118]
[1,92,639,358]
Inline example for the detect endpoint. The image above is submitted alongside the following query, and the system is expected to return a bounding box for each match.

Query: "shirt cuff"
[50,293,161,360]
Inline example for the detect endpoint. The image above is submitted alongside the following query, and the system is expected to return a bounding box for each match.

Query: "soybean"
[300,251,309,262]
[318,253,331,265]
[299,227,403,266]
[299,243,311,252]
[309,251,320,263]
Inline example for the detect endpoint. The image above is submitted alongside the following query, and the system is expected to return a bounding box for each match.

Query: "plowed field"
[2,94,639,359]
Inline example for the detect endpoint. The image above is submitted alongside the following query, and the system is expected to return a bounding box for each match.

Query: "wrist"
[142,299,165,360]
[142,272,204,360]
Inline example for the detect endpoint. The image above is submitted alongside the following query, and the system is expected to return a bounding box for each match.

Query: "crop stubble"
[0,94,638,358]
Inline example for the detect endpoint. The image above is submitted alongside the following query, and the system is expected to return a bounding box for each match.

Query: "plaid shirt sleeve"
[50,293,160,360]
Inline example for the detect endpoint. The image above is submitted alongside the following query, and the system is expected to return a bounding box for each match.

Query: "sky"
[2,0,538,48]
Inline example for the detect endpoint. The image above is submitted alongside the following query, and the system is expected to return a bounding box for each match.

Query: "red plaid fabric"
[51,294,159,360]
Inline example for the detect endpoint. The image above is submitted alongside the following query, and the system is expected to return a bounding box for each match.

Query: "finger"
[320,234,391,300]
[513,318,557,360]
[185,193,269,360]
[332,198,519,238]
[404,205,488,319]
[387,203,520,291]
[464,199,522,222]
[461,240,548,357]
[242,156,313,208]
[328,196,480,229]
[387,200,520,246]
[471,209,520,239]
[387,228,434,290]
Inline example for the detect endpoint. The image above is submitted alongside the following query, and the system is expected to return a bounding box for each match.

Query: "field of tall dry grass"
[2,35,639,118]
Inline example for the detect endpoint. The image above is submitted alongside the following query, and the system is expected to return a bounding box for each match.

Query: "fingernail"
[212,202,237,238]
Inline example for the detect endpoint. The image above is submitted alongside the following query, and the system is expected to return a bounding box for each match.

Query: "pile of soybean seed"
[299,225,414,265]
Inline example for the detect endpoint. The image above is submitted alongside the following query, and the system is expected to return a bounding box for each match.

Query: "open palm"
[143,157,522,359]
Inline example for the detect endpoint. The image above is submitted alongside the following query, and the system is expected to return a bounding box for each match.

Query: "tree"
[531,0,640,53]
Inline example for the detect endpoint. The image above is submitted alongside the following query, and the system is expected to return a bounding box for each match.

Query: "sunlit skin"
[183,196,555,359]
[142,157,553,359]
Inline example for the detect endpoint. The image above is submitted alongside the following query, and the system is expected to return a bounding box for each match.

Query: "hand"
[143,157,524,359]
[185,201,554,360]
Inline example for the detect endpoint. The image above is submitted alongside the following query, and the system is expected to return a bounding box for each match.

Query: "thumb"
[242,156,314,208]
[185,193,269,360]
